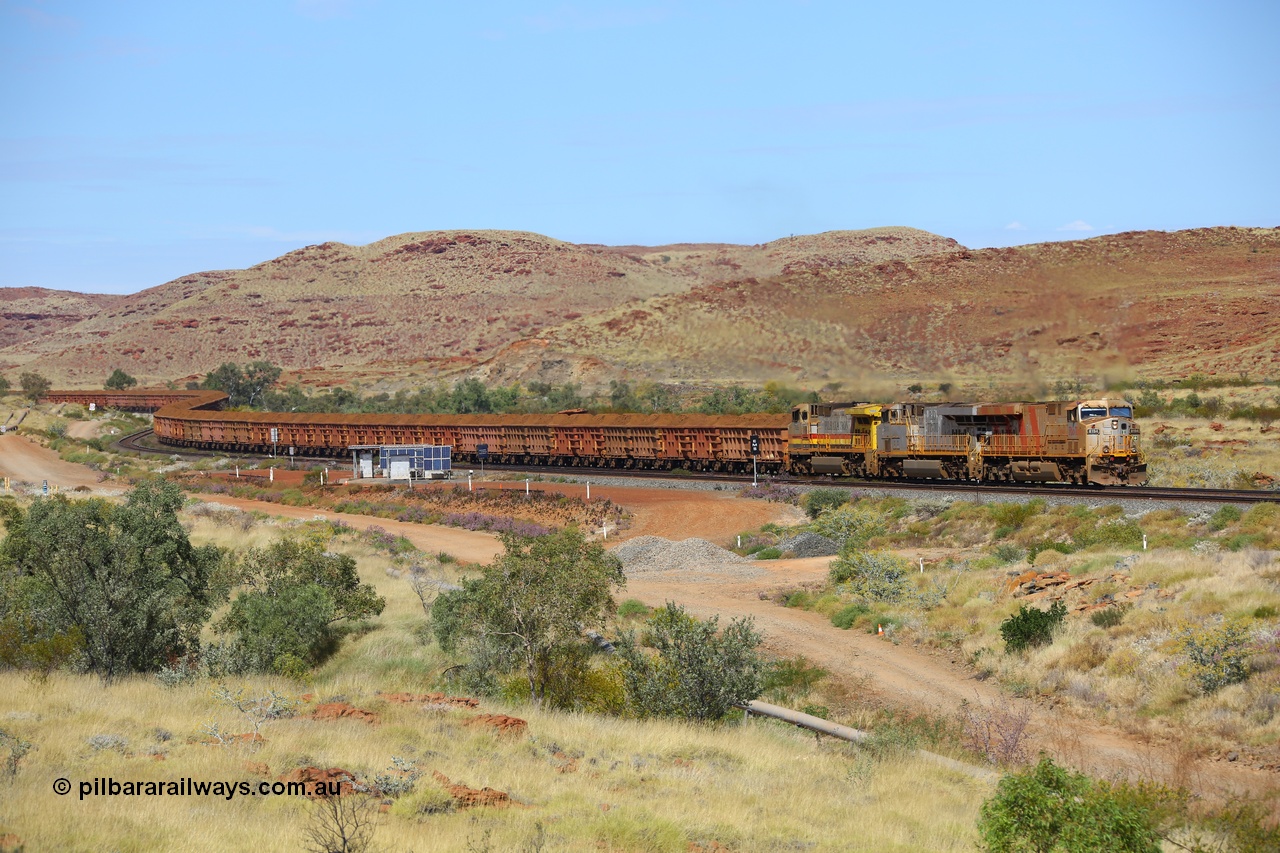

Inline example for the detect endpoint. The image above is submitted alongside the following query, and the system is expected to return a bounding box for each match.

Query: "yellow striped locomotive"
[788,399,1145,485]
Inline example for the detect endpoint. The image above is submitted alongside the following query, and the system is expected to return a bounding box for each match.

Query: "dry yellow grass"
[0,518,993,852]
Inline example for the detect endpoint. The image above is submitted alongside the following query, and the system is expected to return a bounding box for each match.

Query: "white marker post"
[586,481,591,500]
[525,478,530,497]
[468,471,473,492]
[1142,534,1147,551]
[269,467,274,483]
[919,557,925,573]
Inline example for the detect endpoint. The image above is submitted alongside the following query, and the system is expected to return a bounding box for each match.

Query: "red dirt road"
[0,433,107,491]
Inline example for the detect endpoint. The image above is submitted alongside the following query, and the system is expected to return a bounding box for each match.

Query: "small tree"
[18,372,50,401]
[200,361,281,408]
[616,603,765,721]
[0,375,10,396]
[104,368,138,390]
[0,481,221,680]
[215,538,384,674]
[432,528,624,706]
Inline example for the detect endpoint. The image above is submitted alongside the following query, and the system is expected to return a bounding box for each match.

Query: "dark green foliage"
[214,537,384,674]
[104,369,138,390]
[18,372,51,401]
[0,481,221,680]
[1253,605,1278,619]
[217,584,337,674]
[0,375,10,396]
[802,488,850,520]
[1001,603,1067,654]
[831,603,870,630]
[753,547,782,560]
[432,528,624,707]
[1209,505,1242,531]
[978,756,1164,852]
[200,361,282,407]
[617,603,765,721]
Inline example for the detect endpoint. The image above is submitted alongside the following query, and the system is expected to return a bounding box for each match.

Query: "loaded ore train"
[44,390,1147,486]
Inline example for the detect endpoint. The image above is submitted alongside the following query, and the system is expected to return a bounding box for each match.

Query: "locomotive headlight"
[1111,419,1118,430]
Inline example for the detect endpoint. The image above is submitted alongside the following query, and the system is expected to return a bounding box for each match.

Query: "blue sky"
[2,1,1277,294]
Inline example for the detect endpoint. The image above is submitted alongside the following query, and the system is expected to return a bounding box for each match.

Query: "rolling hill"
[2,226,1276,393]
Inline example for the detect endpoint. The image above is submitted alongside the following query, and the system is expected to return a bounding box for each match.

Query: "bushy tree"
[104,368,138,390]
[215,537,384,674]
[18,372,50,402]
[616,603,765,721]
[432,528,624,706]
[0,481,221,680]
[200,361,281,407]
[0,375,10,396]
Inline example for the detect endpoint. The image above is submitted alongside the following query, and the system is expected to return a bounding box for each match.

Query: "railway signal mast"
[750,434,760,486]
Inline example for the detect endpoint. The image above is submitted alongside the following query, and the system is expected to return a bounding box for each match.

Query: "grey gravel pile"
[610,536,764,580]
[774,532,839,558]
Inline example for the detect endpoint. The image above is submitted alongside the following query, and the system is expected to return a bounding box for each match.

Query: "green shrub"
[1090,606,1128,629]
[828,549,910,603]
[784,590,811,609]
[763,656,827,703]
[978,756,1165,853]
[1253,605,1278,619]
[1000,602,1067,653]
[810,504,884,549]
[1209,505,1242,531]
[1074,519,1144,550]
[831,603,870,630]
[1176,619,1251,693]
[616,599,650,619]
[993,542,1025,564]
[753,547,782,560]
[1027,541,1074,562]
[617,603,764,721]
[802,488,849,520]
[988,499,1045,530]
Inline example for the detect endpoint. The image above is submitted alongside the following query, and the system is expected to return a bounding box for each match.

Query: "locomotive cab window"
[1081,407,1107,420]
[1110,406,1133,418]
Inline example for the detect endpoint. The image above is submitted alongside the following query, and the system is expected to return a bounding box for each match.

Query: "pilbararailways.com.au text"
[57,777,345,801]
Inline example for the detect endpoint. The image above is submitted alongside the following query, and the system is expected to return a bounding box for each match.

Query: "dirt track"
[0,433,106,491]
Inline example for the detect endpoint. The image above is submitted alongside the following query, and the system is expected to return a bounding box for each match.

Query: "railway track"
[113,429,1276,505]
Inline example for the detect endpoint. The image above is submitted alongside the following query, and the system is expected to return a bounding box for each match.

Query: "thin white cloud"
[1057,220,1094,232]
[1005,221,1028,230]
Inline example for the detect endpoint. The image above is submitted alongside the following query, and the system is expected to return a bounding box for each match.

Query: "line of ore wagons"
[44,389,1145,485]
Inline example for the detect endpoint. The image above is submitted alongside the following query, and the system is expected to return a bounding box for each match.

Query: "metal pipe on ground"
[738,700,999,783]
